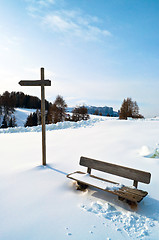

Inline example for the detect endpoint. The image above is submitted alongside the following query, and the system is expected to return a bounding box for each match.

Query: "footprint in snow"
[81,201,156,239]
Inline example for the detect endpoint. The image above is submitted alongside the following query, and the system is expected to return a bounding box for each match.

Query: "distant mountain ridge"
[67,106,119,117]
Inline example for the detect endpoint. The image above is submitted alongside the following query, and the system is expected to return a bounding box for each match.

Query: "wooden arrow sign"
[19,80,51,86]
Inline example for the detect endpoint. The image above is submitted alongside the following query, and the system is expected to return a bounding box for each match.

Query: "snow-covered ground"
[0,116,159,239]
[0,108,36,127]
[14,108,36,127]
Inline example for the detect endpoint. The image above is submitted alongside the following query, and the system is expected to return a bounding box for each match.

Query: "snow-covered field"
[0,116,159,239]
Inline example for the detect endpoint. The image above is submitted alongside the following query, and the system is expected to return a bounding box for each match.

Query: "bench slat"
[89,175,148,197]
[67,171,147,203]
[80,156,151,184]
[122,186,147,197]
[115,190,145,202]
[88,175,147,198]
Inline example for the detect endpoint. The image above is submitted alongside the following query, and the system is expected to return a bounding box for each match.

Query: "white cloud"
[26,0,56,17]
[44,14,78,32]
[38,0,55,6]
[26,0,111,41]
[26,0,55,7]
[42,10,111,41]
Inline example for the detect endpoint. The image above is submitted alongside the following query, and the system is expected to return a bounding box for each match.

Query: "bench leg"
[76,181,88,191]
[118,197,137,209]
[118,196,125,201]
[126,200,137,210]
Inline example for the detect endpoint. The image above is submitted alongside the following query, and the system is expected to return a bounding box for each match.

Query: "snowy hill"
[14,108,36,127]
[0,117,159,239]
[0,108,36,127]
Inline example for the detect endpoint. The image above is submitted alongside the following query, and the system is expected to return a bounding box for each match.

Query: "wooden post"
[87,167,91,174]
[41,68,46,165]
[133,180,138,188]
[19,68,51,166]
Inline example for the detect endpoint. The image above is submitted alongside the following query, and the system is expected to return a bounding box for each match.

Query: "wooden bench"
[67,156,151,204]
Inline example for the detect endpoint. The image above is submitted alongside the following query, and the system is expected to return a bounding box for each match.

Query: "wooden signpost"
[19,67,51,166]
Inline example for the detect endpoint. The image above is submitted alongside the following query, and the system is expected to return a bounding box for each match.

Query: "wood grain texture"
[80,156,151,184]
[41,68,46,166]
[67,171,147,202]
[19,80,51,86]
[19,67,51,166]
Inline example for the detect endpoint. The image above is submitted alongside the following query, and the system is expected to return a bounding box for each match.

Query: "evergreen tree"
[25,112,38,127]
[8,117,13,128]
[8,116,17,127]
[1,115,8,128]
[0,91,51,110]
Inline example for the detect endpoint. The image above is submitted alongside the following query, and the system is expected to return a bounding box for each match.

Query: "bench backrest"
[80,156,151,187]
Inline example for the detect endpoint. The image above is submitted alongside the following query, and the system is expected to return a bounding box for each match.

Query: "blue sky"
[0,0,159,117]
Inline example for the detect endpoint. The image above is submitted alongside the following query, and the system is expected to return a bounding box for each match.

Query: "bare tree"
[119,98,143,120]
[47,95,67,124]
[72,105,89,122]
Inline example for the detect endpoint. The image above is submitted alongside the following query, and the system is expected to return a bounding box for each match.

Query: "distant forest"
[0,91,89,128]
[0,91,51,110]
[0,91,51,128]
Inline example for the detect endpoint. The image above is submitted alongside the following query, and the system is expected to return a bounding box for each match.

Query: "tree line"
[0,91,51,110]
[0,90,144,128]
[20,96,145,127]
[25,95,90,127]
[0,91,52,128]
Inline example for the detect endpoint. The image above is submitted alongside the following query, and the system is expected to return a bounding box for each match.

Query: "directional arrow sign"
[19,80,51,86]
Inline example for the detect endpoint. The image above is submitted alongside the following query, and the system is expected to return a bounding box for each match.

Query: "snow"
[68,172,124,191]
[0,116,159,239]
[81,201,156,238]
[139,144,159,159]
[0,117,104,134]
[14,108,36,127]
[0,108,36,127]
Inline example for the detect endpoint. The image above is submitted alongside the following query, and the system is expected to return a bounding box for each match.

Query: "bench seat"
[67,171,148,203]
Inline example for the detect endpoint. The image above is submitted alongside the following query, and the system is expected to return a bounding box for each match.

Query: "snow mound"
[0,118,104,134]
[81,201,156,239]
[139,145,159,159]
[139,146,151,157]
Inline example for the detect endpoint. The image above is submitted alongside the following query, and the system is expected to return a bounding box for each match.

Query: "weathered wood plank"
[89,175,148,197]
[68,172,148,198]
[114,189,143,202]
[80,156,151,184]
[41,68,46,166]
[67,171,145,202]
[122,186,148,197]
[19,67,51,166]
[19,80,51,86]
